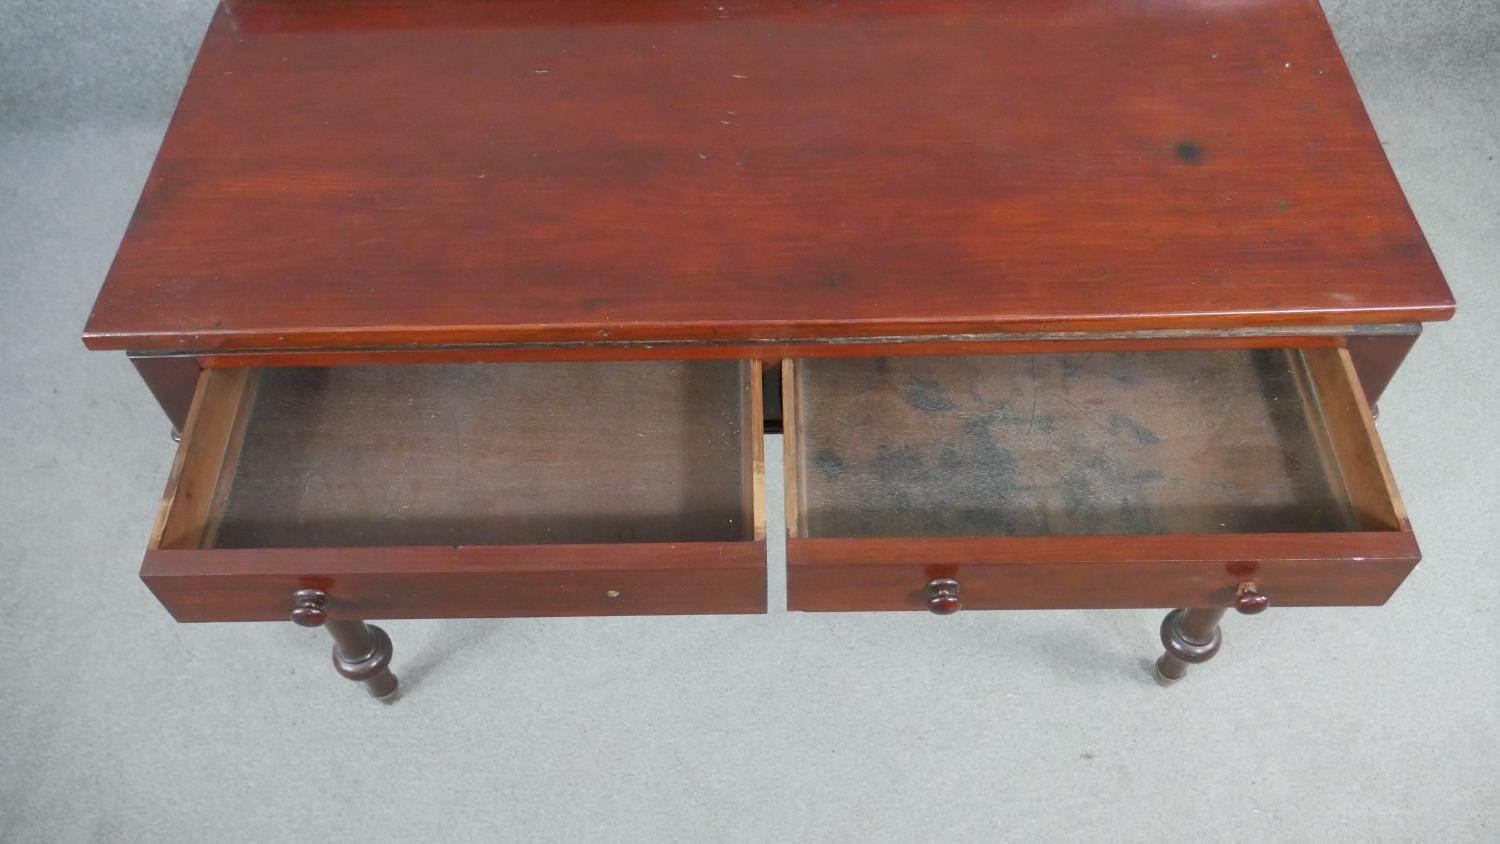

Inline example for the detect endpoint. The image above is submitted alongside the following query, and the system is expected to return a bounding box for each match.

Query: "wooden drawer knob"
[927,579,962,615]
[1234,582,1269,615]
[291,588,329,627]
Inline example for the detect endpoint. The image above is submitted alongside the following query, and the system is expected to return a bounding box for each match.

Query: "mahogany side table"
[84,0,1454,700]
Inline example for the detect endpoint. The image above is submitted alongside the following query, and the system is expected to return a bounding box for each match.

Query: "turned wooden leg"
[1153,608,1226,685]
[328,620,399,700]
[291,589,399,701]
[1154,582,1270,685]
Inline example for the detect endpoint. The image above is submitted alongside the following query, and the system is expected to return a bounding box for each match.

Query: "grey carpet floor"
[1,1,1497,841]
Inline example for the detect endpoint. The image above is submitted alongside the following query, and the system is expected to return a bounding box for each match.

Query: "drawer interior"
[785,348,1402,540]
[156,360,765,550]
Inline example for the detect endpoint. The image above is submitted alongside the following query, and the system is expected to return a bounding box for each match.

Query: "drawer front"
[145,544,766,622]
[784,347,1419,612]
[144,359,767,621]
[787,535,1418,612]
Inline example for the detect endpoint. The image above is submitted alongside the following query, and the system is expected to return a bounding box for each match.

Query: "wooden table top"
[84,0,1453,354]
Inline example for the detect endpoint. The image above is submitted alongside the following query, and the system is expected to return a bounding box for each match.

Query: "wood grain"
[85,0,1452,353]
[1302,347,1407,529]
[742,360,767,540]
[153,367,253,549]
[781,359,804,539]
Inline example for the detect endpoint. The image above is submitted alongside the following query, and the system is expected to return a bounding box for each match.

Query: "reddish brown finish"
[1154,607,1228,684]
[84,0,1452,354]
[142,355,768,623]
[326,619,399,700]
[925,579,962,615]
[290,588,328,627]
[143,542,768,622]
[130,354,200,433]
[1234,581,1272,614]
[1346,328,1421,407]
[285,588,400,700]
[785,533,1419,611]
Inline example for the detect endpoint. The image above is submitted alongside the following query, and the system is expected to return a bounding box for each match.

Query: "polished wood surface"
[784,532,1418,611]
[1155,607,1228,684]
[144,543,769,621]
[289,591,400,699]
[84,0,1452,354]
[130,354,201,434]
[326,619,399,700]
[1345,328,1421,407]
[1234,581,1272,614]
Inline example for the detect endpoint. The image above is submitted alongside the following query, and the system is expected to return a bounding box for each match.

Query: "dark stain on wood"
[902,376,956,412]
[793,350,1356,539]
[872,445,927,486]
[1107,413,1161,445]
[811,449,846,476]
[1174,141,1204,164]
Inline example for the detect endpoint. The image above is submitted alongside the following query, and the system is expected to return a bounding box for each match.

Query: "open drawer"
[783,348,1418,612]
[144,360,766,621]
